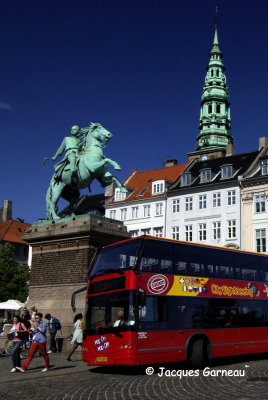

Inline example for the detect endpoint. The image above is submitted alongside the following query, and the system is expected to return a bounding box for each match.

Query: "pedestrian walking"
[67,313,83,361]
[20,307,31,329]
[10,315,28,373]
[45,313,61,353]
[16,312,50,373]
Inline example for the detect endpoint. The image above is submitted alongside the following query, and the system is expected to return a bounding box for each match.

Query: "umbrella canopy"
[0,299,24,310]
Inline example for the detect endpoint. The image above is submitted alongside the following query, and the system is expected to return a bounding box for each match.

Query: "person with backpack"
[44,313,61,353]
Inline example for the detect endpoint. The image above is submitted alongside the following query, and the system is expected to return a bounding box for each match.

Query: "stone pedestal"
[23,214,130,329]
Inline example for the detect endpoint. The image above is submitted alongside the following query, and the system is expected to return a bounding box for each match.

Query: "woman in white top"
[67,313,83,361]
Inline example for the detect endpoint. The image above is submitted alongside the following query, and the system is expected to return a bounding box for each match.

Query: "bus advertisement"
[82,236,268,368]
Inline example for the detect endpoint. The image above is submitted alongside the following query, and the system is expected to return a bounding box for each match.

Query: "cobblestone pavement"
[1,352,268,400]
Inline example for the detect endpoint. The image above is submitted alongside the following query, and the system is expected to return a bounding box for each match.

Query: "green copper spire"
[188,17,234,159]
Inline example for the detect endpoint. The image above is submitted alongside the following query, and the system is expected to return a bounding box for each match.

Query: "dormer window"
[221,165,233,179]
[152,180,165,195]
[262,159,268,175]
[114,188,126,201]
[181,173,191,187]
[200,168,211,183]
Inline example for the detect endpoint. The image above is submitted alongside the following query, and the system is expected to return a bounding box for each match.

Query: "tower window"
[216,70,219,77]
[208,104,212,114]
[216,104,221,113]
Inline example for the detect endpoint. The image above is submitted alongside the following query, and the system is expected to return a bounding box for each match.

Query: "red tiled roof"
[0,220,31,245]
[109,162,189,204]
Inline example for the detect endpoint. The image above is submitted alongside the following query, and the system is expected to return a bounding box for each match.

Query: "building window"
[120,208,127,220]
[262,160,268,175]
[185,225,193,242]
[141,228,151,235]
[172,199,180,213]
[227,220,236,239]
[199,194,207,209]
[143,205,151,217]
[216,104,221,113]
[153,227,163,237]
[213,221,221,240]
[200,169,211,183]
[152,181,164,194]
[208,104,212,114]
[213,192,221,207]
[172,226,179,240]
[185,197,193,211]
[155,203,163,216]
[138,188,147,196]
[221,165,233,179]
[256,229,266,253]
[110,210,116,219]
[255,194,266,213]
[198,223,207,241]
[181,173,191,187]
[115,188,126,201]
[129,230,139,237]
[131,206,138,219]
[227,190,236,205]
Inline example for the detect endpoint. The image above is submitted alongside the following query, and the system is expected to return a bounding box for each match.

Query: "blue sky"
[1,0,268,223]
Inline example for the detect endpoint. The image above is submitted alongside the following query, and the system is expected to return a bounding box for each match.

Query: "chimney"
[259,137,268,150]
[2,200,12,221]
[165,159,178,167]
[225,143,235,156]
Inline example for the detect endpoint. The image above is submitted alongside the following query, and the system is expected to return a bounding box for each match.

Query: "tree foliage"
[0,243,30,303]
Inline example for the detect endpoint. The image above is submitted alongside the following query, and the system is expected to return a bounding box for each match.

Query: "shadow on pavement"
[88,352,268,375]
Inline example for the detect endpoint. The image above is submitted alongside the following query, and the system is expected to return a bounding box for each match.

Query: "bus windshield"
[90,239,141,278]
[85,290,135,335]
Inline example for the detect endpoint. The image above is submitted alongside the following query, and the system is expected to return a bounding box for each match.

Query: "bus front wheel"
[191,339,207,369]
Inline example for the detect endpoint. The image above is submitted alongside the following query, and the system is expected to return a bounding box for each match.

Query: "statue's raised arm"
[44,122,128,221]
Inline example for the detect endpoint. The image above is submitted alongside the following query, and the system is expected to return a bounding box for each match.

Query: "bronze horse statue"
[45,123,127,220]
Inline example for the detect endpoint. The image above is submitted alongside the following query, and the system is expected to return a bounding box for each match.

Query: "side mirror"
[138,288,146,307]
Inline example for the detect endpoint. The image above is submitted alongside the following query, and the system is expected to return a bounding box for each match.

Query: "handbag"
[17,323,29,341]
[7,330,15,340]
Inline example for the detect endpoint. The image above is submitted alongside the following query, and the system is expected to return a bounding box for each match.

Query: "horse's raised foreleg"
[102,158,122,171]
[98,172,128,193]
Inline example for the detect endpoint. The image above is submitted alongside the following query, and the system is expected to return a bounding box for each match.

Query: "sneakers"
[16,367,25,373]
[10,368,17,373]
[47,350,52,354]
[42,368,49,372]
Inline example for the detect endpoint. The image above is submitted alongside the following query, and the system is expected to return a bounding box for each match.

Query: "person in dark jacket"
[44,313,58,353]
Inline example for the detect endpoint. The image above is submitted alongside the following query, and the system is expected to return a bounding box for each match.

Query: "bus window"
[140,240,174,273]
[236,299,268,327]
[86,291,136,333]
[259,256,268,282]
[234,253,259,281]
[91,240,140,277]
[206,249,234,278]
[173,244,206,276]
[138,296,168,330]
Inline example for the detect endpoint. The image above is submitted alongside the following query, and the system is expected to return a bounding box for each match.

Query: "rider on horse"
[43,125,87,183]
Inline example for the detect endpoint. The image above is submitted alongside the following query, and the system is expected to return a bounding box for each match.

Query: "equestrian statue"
[43,122,128,221]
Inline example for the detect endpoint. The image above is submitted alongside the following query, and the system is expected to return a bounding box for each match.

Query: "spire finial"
[215,6,218,29]
[213,6,219,46]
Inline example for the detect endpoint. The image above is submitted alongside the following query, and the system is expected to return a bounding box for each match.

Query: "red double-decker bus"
[82,236,268,368]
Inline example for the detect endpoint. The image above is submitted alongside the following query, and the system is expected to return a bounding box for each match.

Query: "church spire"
[187,14,234,160]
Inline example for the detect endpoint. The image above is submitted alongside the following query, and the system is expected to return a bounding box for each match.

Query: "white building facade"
[105,162,188,237]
